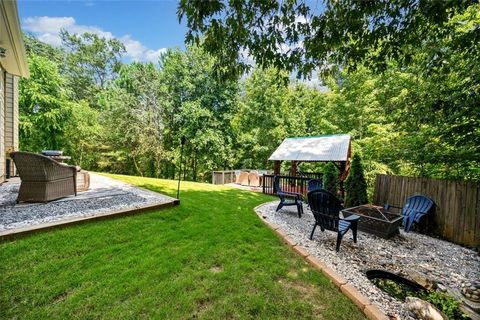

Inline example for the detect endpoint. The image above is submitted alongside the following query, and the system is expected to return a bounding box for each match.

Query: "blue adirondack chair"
[274,176,304,218]
[385,195,434,232]
[306,179,323,209]
[308,189,360,251]
[307,179,323,192]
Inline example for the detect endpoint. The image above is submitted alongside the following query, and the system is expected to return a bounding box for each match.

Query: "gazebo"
[268,134,352,194]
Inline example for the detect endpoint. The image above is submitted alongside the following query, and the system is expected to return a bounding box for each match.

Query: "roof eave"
[0,0,29,78]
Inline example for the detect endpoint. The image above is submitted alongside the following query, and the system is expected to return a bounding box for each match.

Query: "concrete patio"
[0,173,178,239]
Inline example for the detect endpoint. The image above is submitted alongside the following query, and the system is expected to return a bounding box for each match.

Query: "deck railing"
[297,172,323,180]
[212,170,322,192]
[262,174,318,196]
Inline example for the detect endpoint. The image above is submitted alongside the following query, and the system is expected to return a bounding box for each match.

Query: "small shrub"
[323,162,338,194]
[345,154,368,207]
[419,291,469,320]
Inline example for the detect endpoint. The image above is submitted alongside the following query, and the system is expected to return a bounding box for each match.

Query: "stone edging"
[253,203,388,320]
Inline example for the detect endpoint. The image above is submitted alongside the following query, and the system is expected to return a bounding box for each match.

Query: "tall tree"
[99,62,163,176]
[19,54,100,167]
[61,31,125,104]
[158,46,238,181]
[232,68,290,169]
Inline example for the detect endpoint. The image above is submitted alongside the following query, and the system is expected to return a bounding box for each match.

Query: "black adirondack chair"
[308,189,360,251]
[385,195,434,232]
[274,175,304,218]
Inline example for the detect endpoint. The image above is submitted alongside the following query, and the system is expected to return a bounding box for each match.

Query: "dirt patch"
[52,289,74,304]
[209,265,223,273]
[278,278,325,314]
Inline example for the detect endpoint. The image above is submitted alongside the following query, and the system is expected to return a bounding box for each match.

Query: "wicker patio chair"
[248,171,260,187]
[234,170,241,183]
[238,171,249,186]
[11,152,77,203]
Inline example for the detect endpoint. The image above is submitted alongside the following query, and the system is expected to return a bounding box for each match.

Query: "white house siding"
[4,73,18,176]
[0,67,5,183]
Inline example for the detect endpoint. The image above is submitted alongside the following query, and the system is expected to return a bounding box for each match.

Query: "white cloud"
[119,35,167,62]
[144,48,168,62]
[23,16,166,62]
[295,15,309,25]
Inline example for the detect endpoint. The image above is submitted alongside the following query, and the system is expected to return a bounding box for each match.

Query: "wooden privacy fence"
[374,174,480,248]
[212,170,236,185]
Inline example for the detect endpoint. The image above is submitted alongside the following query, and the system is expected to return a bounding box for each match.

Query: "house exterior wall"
[0,0,28,183]
[0,66,5,183]
[4,73,18,176]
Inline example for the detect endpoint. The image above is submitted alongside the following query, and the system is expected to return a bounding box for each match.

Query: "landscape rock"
[0,174,174,232]
[405,297,447,320]
[256,201,480,319]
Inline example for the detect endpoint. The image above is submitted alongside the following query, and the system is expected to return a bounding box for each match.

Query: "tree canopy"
[178,0,476,78]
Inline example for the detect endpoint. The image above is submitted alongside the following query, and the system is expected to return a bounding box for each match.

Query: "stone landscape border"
[254,204,388,320]
[0,199,179,242]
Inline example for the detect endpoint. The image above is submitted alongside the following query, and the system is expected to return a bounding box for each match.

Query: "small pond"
[366,269,427,302]
[366,269,470,319]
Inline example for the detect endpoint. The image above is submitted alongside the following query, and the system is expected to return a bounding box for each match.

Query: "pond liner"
[366,269,428,296]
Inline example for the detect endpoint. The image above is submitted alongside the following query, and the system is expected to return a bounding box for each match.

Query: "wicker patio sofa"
[11,152,77,203]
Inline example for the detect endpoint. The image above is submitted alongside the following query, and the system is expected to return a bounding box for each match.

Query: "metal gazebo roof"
[268,134,351,162]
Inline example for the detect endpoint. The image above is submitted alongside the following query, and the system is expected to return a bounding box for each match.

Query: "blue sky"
[18,0,187,62]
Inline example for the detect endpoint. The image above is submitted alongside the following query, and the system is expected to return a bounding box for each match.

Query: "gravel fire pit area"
[0,173,176,233]
[256,201,480,319]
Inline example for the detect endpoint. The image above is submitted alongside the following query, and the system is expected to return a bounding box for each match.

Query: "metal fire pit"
[342,204,403,239]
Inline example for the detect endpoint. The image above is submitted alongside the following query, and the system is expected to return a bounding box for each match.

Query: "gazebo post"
[290,161,298,177]
[339,161,346,198]
[273,160,281,176]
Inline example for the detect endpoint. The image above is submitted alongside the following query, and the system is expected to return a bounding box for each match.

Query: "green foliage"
[156,46,238,180]
[345,154,368,207]
[60,30,125,104]
[19,19,479,184]
[374,277,468,319]
[323,163,338,195]
[98,63,163,176]
[178,1,480,182]
[419,291,469,320]
[19,54,101,168]
[23,33,63,63]
[178,0,474,78]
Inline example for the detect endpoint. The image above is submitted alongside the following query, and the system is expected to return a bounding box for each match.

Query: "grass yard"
[0,174,365,319]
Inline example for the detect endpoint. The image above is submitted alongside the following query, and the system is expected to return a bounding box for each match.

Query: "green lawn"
[1,174,365,319]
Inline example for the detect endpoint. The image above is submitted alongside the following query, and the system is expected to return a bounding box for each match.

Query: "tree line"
[20,9,479,189]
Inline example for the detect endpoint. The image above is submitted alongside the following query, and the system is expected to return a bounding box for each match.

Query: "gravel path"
[256,201,480,319]
[0,173,175,232]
